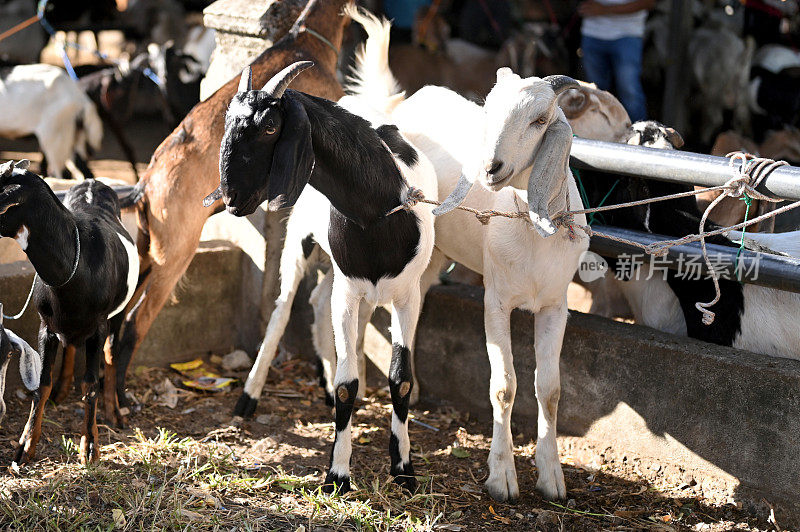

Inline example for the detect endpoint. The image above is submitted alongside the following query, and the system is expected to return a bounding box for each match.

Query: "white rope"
[389,152,793,326]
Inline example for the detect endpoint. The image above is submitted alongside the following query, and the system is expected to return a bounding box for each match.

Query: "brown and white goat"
[99,0,351,428]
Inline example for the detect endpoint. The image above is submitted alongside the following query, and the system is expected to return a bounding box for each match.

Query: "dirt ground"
[0,354,784,532]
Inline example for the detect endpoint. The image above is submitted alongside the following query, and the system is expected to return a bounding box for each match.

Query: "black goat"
[148,42,204,126]
[207,62,438,494]
[77,55,154,180]
[0,160,139,465]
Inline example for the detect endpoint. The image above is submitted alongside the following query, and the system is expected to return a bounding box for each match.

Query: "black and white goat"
[584,121,800,359]
[0,160,139,465]
[307,8,587,502]
[0,311,41,424]
[208,62,437,493]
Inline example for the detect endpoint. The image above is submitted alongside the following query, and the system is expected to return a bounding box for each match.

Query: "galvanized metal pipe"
[570,137,800,201]
[589,225,800,294]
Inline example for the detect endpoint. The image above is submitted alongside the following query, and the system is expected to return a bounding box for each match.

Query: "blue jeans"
[581,35,647,122]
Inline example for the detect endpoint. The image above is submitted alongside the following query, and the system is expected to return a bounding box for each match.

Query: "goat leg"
[12,327,58,467]
[102,314,128,429]
[80,327,105,465]
[53,344,76,403]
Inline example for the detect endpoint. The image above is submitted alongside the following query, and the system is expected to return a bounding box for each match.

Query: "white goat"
[311,8,588,502]
[0,64,103,179]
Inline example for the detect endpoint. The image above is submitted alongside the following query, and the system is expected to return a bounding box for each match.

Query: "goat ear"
[623,128,642,145]
[5,330,41,391]
[433,173,474,215]
[13,160,29,170]
[0,161,13,178]
[527,118,572,238]
[266,92,314,211]
[665,127,684,148]
[496,67,518,82]
[558,88,589,119]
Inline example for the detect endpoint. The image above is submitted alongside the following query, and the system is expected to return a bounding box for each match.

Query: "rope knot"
[475,212,493,225]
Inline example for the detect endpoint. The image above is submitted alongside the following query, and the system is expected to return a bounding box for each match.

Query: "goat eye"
[264,123,276,135]
[531,117,547,127]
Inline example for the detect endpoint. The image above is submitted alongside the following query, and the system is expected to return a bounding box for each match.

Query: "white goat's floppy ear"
[527,118,573,238]
[433,173,474,216]
[5,330,41,391]
[238,66,252,92]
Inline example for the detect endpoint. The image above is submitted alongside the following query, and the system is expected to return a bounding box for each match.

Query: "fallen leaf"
[451,446,470,459]
[180,509,203,521]
[357,436,372,445]
[111,508,126,528]
[489,505,511,524]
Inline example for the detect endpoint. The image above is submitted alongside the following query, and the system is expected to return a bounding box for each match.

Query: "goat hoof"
[79,435,100,466]
[233,392,258,418]
[392,473,418,493]
[485,472,520,503]
[11,446,33,468]
[322,472,351,494]
[535,465,566,501]
[391,462,417,493]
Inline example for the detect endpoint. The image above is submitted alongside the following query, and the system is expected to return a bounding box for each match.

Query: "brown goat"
[98,0,350,427]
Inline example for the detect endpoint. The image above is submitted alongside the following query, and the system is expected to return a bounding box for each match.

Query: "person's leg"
[610,36,647,122]
[580,35,613,92]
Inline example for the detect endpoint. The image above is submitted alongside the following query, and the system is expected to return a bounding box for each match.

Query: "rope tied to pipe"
[387,152,797,326]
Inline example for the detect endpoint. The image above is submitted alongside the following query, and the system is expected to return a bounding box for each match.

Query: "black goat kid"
[0,160,138,465]
[207,62,437,494]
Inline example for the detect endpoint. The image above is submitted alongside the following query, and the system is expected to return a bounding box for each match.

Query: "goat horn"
[543,75,580,96]
[202,186,223,207]
[262,61,314,98]
[238,66,252,92]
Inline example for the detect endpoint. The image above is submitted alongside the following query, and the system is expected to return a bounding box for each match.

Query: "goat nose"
[485,160,503,175]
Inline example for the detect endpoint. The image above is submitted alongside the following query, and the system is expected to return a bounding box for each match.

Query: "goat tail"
[119,180,146,209]
[81,98,104,153]
[344,5,405,114]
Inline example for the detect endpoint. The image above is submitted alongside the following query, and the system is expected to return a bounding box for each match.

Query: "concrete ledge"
[412,284,800,515]
[0,241,244,389]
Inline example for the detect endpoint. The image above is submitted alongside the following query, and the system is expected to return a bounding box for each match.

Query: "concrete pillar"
[200,0,306,100]
[199,0,306,351]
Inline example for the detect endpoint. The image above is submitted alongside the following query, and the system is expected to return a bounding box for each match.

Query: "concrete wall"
[411,284,800,517]
[0,241,244,385]
[2,239,799,517]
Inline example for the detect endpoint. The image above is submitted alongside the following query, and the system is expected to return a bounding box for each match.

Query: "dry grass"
[0,357,782,531]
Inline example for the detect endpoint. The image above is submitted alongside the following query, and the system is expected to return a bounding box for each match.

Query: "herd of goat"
[1,1,800,504]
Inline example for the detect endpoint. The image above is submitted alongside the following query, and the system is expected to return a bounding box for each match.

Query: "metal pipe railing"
[570,138,800,201]
[590,225,800,294]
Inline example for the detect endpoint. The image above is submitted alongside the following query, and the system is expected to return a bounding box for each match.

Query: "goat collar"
[47,223,81,288]
[299,26,338,55]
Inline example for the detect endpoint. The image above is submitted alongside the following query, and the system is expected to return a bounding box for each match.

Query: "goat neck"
[296,92,408,227]
[0,173,79,287]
